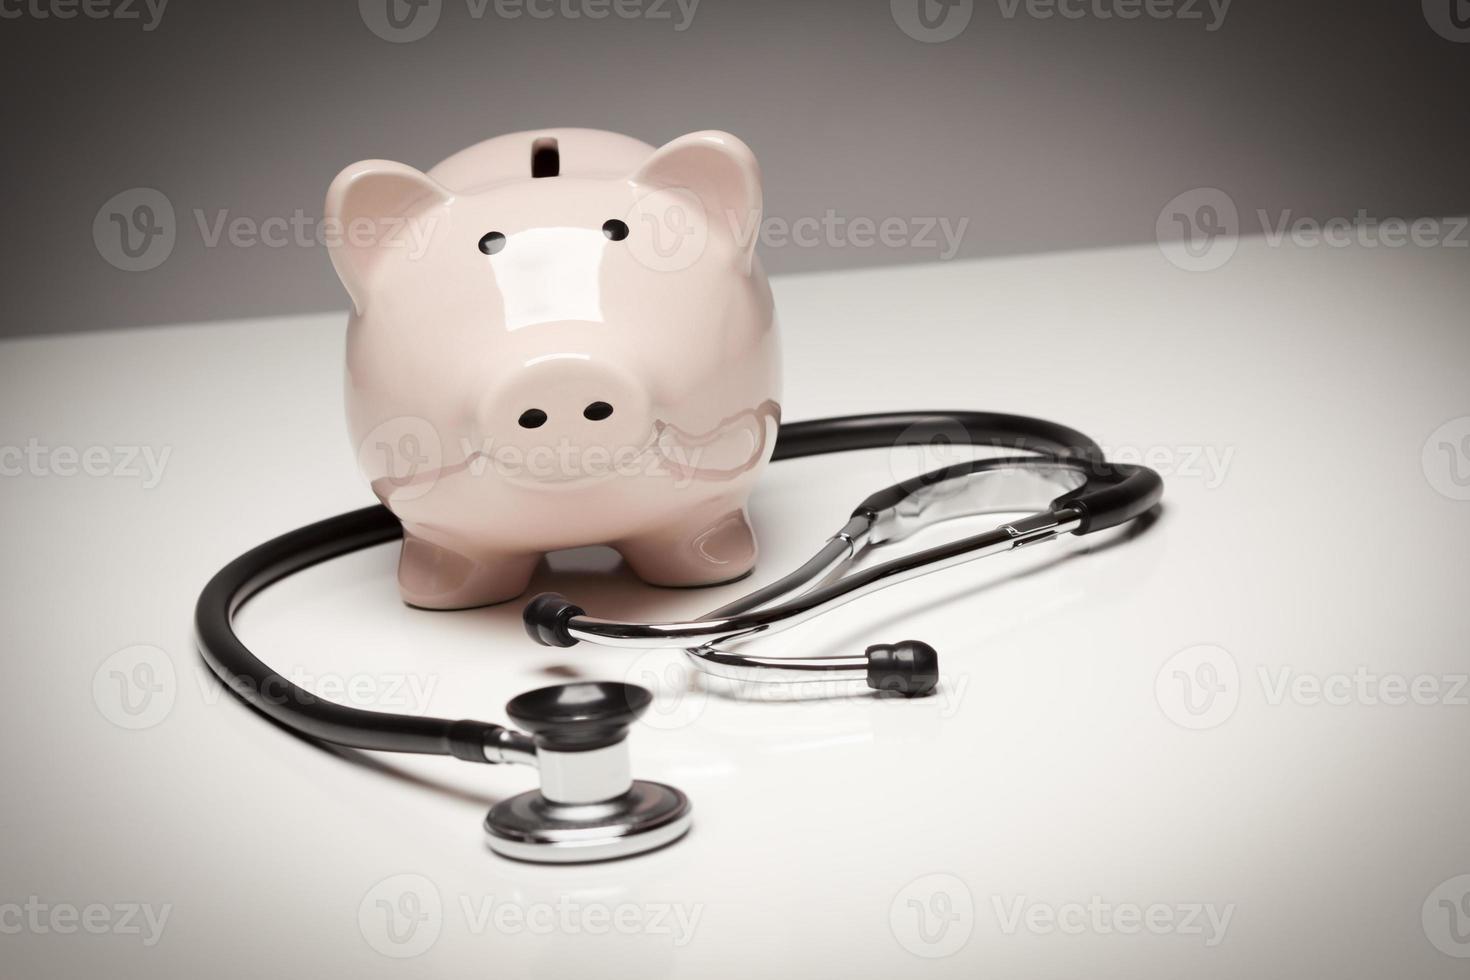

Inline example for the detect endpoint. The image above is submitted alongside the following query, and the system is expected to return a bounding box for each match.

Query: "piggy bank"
[326,128,780,609]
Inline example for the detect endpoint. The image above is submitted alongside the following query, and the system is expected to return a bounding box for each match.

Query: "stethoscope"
[196,411,1162,862]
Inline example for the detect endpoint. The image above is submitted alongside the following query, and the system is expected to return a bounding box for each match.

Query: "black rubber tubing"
[195,411,1162,761]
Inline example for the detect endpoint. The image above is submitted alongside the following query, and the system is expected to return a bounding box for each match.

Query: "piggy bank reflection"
[326,128,781,609]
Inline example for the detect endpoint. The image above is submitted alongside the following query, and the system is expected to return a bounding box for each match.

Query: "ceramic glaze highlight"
[326,128,781,609]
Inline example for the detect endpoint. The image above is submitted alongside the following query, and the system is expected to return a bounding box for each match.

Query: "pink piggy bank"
[326,128,781,609]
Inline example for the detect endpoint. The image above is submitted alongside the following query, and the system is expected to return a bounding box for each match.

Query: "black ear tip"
[522,593,585,648]
[865,640,940,697]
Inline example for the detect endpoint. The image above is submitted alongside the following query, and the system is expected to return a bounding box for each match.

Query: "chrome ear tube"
[521,456,1143,697]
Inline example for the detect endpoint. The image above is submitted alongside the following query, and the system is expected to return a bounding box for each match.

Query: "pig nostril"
[518,409,548,429]
[583,402,614,422]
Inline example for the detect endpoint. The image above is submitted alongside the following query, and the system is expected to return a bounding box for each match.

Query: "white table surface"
[3,236,1468,979]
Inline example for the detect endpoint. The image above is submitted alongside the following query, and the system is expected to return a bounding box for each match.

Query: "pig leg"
[617,507,758,588]
[397,530,539,609]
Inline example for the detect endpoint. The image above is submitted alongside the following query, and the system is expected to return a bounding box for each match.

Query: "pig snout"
[477,357,655,484]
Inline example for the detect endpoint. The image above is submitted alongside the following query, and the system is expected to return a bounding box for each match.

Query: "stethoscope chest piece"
[483,682,692,863]
[485,781,692,864]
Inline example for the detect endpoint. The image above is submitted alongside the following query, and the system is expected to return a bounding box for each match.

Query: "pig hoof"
[397,534,539,610]
[618,510,758,588]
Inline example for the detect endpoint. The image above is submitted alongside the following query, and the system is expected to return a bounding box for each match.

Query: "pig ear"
[631,131,763,271]
[324,160,452,314]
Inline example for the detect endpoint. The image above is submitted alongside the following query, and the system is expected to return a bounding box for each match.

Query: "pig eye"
[478,231,506,255]
[602,219,629,242]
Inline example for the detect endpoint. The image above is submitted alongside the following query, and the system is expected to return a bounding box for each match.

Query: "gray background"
[1,0,1467,337]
